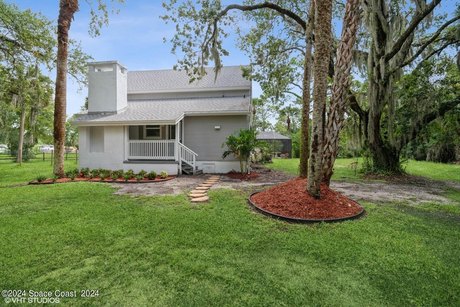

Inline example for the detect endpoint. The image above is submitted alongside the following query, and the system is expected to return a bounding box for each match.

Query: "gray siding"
[184,115,249,161]
[128,89,250,101]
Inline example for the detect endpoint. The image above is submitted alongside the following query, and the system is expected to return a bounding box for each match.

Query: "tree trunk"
[299,0,314,178]
[53,0,78,177]
[307,0,332,198]
[322,0,361,185]
[16,97,25,165]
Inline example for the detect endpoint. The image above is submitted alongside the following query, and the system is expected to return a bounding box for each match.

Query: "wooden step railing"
[178,142,198,174]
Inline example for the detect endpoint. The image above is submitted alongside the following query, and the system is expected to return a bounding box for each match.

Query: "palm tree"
[222,129,262,174]
[307,0,332,198]
[54,0,79,177]
[322,0,361,185]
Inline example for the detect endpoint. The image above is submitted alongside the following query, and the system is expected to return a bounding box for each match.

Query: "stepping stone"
[195,186,209,190]
[190,189,207,194]
[191,196,209,203]
[200,183,214,187]
[189,193,207,198]
[204,179,219,183]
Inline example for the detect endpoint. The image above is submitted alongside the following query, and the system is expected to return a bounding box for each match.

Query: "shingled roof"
[127,66,250,93]
[74,96,250,125]
[257,131,291,140]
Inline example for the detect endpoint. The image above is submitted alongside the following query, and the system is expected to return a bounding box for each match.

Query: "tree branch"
[385,0,441,62]
[216,2,306,31]
[398,15,460,69]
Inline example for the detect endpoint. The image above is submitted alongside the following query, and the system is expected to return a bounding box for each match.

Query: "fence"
[0,150,78,164]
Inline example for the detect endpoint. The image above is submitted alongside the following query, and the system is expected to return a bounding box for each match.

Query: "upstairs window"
[144,125,161,139]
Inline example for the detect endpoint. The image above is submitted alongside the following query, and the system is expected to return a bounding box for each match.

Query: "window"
[89,127,104,152]
[144,125,161,139]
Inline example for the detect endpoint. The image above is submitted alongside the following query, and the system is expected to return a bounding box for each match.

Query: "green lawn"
[267,158,460,182]
[0,155,77,187]
[1,159,459,305]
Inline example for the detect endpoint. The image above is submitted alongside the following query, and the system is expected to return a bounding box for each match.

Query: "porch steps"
[188,176,221,203]
[181,162,203,175]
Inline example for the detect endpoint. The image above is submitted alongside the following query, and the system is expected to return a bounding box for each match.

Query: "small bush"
[80,167,90,177]
[100,172,107,180]
[123,173,131,182]
[36,175,47,183]
[91,169,100,178]
[159,171,168,179]
[111,173,118,181]
[126,169,135,179]
[114,169,124,178]
[147,171,157,180]
[69,173,76,181]
[136,174,144,182]
[138,170,147,177]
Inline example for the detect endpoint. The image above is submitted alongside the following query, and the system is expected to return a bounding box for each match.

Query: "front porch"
[124,122,199,174]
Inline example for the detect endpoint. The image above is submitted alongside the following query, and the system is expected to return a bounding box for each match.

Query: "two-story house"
[73,61,252,175]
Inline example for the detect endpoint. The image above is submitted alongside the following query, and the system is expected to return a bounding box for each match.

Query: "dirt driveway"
[113,166,459,204]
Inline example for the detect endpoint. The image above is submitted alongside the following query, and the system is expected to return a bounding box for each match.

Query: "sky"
[10,0,260,117]
[9,0,459,117]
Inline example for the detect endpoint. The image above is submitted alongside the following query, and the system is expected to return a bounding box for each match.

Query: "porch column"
[181,119,184,143]
[124,126,129,160]
[175,122,181,174]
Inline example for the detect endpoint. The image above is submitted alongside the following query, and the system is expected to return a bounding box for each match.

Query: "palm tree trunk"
[17,97,25,165]
[322,0,361,185]
[53,0,78,177]
[299,0,314,178]
[307,0,332,198]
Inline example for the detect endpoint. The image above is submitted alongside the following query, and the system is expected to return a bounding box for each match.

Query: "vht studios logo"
[4,297,61,304]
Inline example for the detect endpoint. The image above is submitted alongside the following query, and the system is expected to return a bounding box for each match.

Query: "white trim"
[74,111,250,127]
[127,86,250,95]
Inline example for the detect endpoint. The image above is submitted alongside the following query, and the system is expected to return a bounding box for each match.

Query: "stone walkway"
[188,176,220,203]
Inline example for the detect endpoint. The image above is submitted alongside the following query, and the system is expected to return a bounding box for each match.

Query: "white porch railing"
[128,140,175,160]
[178,142,198,174]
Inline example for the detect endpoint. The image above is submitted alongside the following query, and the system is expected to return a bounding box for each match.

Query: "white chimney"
[87,61,127,113]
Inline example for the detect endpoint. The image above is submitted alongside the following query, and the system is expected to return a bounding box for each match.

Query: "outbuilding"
[256,131,292,158]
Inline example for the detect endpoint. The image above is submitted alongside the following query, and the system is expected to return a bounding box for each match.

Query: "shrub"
[114,169,124,178]
[159,171,168,179]
[126,169,135,178]
[91,169,100,178]
[147,171,157,180]
[100,172,107,180]
[36,175,47,183]
[69,173,76,181]
[136,174,144,182]
[123,173,131,182]
[111,173,118,181]
[138,170,147,177]
[222,129,263,174]
[80,167,90,177]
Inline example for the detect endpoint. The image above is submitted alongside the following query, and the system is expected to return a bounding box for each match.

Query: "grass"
[0,158,459,305]
[0,155,77,187]
[267,158,460,182]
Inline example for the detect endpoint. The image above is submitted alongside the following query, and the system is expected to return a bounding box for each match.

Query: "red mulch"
[226,171,259,181]
[250,178,363,220]
[29,176,174,185]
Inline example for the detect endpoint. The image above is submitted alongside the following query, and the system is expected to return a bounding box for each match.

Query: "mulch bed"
[250,178,364,221]
[226,171,259,181]
[29,176,175,185]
